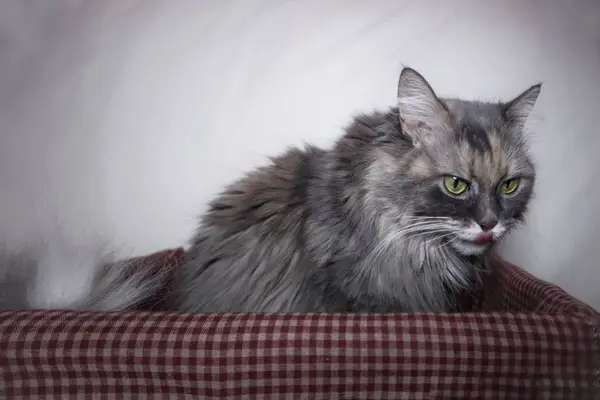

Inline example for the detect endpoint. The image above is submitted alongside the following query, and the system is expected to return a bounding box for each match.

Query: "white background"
[1,1,599,308]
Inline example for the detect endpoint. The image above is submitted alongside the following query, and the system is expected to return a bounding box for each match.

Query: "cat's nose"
[479,221,497,231]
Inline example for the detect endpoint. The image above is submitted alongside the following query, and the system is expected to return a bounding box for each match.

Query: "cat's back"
[171,145,325,312]
[201,145,323,236]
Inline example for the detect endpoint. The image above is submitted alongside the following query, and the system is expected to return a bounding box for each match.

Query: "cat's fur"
[169,68,541,313]
[0,67,540,313]
[0,237,164,311]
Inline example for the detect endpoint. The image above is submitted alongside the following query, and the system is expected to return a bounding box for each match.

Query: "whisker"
[401,230,452,244]
[401,216,452,220]
[401,217,453,224]
[397,225,451,236]
[397,221,452,230]
[421,232,456,246]
[439,235,461,249]
[396,228,448,237]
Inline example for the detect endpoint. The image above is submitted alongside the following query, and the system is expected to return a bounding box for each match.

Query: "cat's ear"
[397,67,451,145]
[503,83,542,131]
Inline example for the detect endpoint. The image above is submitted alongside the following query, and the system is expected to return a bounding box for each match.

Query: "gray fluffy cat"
[169,67,541,313]
[0,67,540,314]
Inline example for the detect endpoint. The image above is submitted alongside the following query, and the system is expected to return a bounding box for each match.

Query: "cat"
[167,67,541,313]
[0,67,540,314]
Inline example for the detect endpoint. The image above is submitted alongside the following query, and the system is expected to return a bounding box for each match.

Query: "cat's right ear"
[502,83,542,132]
[397,68,450,146]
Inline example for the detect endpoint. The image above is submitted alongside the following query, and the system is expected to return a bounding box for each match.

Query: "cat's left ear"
[503,83,542,131]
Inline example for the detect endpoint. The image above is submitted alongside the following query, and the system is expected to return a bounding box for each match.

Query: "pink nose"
[479,222,497,231]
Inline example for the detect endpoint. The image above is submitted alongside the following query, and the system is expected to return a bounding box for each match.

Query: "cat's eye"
[443,175,469,195]
[500,178,520,195]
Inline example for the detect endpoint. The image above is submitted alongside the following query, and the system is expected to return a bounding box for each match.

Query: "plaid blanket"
[1,249,598,399]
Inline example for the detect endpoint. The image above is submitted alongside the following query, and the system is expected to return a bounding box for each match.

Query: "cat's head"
[369,67,541,257]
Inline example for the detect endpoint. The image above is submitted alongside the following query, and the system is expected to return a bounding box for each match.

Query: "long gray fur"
[169,67,541,313]
[0,240,165,312]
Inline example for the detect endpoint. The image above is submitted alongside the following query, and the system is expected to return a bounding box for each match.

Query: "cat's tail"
[0,239,164,312]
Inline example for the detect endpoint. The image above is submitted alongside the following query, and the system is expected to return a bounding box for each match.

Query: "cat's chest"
[359,236,472,310]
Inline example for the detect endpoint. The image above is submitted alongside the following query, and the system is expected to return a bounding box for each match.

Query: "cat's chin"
[449,239,492,256]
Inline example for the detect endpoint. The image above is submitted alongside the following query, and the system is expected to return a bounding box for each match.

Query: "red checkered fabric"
[0,250,599,399]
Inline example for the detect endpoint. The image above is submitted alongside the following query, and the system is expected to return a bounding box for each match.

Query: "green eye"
[500,178,520,194]
[443,175,469,195]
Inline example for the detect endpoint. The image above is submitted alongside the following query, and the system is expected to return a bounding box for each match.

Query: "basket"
[1,248,598,399]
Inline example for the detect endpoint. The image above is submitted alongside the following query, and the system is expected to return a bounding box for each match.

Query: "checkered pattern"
[0,250,599,399]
